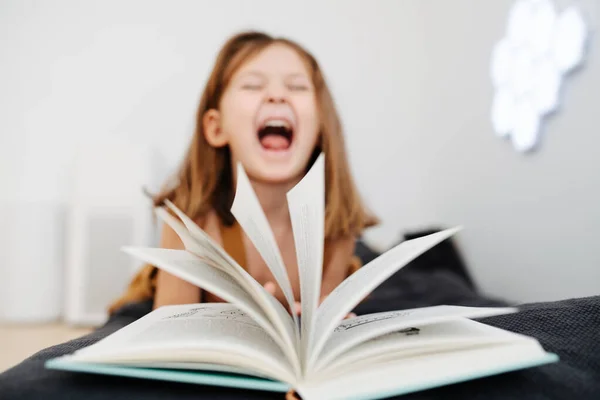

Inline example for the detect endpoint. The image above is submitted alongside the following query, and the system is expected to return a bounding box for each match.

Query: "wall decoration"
[490,0,589,152]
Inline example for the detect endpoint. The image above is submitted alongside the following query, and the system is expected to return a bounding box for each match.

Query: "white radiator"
[63,137,157,326]
[0,201,65,323]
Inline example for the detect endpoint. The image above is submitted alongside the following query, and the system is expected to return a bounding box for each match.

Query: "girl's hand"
[263,281,356,319]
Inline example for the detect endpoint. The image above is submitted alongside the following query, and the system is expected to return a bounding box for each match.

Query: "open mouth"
[257,120,294,151]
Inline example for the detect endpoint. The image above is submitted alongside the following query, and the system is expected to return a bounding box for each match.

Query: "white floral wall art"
[490,0,590,153]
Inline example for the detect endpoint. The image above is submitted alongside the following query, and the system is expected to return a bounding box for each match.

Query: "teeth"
[264,119,290,129]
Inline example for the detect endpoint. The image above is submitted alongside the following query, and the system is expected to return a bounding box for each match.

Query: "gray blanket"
[1,293,598,399]
[1,236,598,399]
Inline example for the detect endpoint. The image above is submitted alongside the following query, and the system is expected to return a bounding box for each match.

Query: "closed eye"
[242,84,263,90]
[288,84,310,91]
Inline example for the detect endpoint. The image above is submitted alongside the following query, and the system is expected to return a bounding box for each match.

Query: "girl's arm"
[153,223,201,309]
[320,235,357,300]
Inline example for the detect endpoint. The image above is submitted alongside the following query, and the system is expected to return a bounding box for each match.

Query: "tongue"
[261,135,290,150]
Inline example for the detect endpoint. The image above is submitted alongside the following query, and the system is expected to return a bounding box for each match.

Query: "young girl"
[109,30,377,315]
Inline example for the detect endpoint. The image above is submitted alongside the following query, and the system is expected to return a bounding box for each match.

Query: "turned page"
[319,319,531,375]
[159,199,298,354]
[122,248,276,344]
[298,319,548,400]
[286,154,325,359]
[70,303,296,384]
[231,163,300,330]
[122,246,300,372]
[314,305,517,371]
[307,227,463,368]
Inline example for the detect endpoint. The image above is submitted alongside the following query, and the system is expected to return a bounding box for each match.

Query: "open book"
[46,154,558,399]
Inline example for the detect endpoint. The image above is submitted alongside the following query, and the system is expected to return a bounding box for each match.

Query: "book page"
[155,201,299,364]
[71,303,295,384]
[298,320,550,400]
[231,163,299,328]
[286,153,325,361]
[320,319,526,376]
[308,227,462,368]
[314,305,517,371]
[122,246,298,370]
[154,207,226,268]
[160,201,246,277]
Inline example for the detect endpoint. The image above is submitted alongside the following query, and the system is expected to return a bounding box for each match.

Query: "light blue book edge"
[45,357,291,392]
[45,353,558,398]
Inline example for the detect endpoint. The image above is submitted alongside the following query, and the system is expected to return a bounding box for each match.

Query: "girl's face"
[204,43,320,185]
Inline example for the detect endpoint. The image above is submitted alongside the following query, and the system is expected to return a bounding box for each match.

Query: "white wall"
[364,0,600,303]
[1,0,598,316]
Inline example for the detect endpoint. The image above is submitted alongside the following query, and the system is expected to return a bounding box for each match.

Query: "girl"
[109,30,377,315]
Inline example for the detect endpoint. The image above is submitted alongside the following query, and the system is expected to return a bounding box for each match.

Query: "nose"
[267,95,285,104]
[265,82,287,104]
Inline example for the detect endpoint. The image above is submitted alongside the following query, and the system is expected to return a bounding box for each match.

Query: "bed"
[1,233,598,399]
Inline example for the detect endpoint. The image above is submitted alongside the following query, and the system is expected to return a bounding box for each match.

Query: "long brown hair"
[154,31,377,239]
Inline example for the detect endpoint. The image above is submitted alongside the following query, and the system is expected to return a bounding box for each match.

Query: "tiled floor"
[0,324,94,372]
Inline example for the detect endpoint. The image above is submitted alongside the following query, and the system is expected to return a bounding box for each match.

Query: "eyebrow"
[238,70,309,79]
[239,71,264,78]
[286,73,309,79]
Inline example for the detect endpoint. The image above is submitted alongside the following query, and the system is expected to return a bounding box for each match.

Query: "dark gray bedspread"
[1,292,598,400]
[1,236,598,399]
